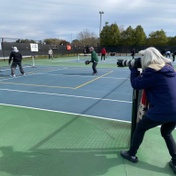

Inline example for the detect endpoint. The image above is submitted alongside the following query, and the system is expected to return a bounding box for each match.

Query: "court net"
[77,53,91,62]
[0,56,35,72]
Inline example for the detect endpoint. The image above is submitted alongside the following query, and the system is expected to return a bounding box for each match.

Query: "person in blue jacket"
[120,47,176,174]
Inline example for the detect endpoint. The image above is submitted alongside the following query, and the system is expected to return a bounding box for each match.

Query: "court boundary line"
[75,70,114,89]
[0,103,131,123]
[0,88,132,103]
[0,81,75,89]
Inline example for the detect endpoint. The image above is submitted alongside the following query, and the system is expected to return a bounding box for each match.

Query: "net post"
[77,54,80,62]
[32,55,35,67]
[130,89,139,146]
[30,43,38,68]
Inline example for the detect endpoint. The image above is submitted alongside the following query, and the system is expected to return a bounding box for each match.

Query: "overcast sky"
[1,0,176,42]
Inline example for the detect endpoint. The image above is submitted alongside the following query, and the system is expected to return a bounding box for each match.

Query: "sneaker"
[169,160,176,174]
[21,73,25,76]
[120,150,138,163]
[10,74,16,77]
[93,72,98,75]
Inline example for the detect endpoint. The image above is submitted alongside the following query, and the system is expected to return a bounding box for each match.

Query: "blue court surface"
[0,64,133,122]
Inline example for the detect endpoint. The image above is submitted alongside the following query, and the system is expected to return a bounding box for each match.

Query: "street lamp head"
[99,11,104,14]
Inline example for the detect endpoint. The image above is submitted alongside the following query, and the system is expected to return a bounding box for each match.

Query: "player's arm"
[9,52,13,64]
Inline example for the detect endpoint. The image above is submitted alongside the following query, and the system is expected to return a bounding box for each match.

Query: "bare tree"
[77,29,98,47]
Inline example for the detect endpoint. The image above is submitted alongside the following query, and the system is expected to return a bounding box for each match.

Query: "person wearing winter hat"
[89,47,99,75]
[9,46,25,77]
[120,47,176,174]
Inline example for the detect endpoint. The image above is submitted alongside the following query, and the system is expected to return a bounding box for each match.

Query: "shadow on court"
[0,146,173,176]
[0,105,175,176]
[0,146,120,176]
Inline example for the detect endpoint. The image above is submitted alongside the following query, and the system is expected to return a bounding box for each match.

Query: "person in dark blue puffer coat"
[121,47,176,174]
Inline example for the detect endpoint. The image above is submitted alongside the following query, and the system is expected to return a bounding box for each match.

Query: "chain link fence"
[1,37,175,58]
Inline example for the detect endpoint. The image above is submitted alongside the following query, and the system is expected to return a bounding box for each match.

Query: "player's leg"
[10,62,17,76]
[161,123,176,162]
[17,62,25,75]
[121,116,161,162]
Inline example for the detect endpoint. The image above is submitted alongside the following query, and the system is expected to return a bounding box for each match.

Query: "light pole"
[99,11,104,37]
[70,34,72,44]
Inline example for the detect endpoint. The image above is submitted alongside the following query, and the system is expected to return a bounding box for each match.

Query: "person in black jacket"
[9,46,25,77]
[172,51,176,62]
[131,48,135,59]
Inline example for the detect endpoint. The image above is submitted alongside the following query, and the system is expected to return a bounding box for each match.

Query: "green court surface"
[1,56,176,176]
[0,105,175,176]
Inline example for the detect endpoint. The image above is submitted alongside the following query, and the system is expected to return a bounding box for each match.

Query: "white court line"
[0,88,132,104]
[0,65,32,72]
[0,103,131,123]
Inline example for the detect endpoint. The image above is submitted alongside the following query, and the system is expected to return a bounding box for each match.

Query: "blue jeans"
[130,115,176,164]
